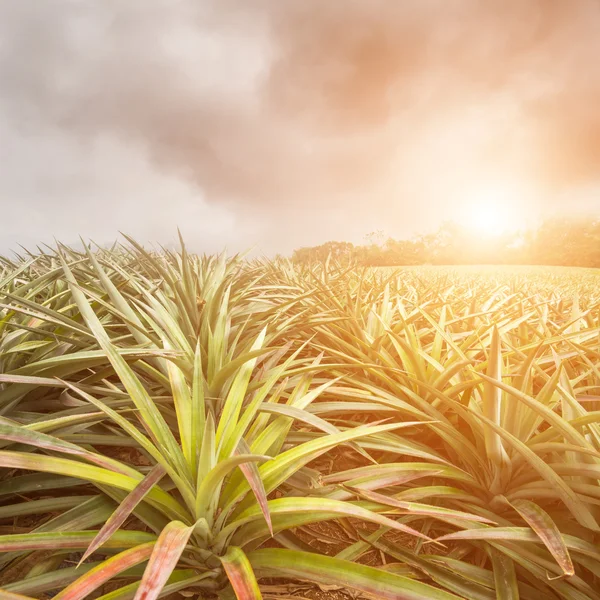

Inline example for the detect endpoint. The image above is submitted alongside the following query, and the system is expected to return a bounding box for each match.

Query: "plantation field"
[0,243,600,599]
[378,263,600,282]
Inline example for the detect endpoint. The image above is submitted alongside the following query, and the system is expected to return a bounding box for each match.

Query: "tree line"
[291,218,600,267]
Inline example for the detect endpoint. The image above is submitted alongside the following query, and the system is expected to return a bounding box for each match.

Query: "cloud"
[0,0,599,253]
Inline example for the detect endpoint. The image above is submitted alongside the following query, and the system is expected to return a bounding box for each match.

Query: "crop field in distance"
[0,242,599,600]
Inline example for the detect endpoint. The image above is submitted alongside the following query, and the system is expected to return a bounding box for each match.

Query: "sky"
[1,0,600,256]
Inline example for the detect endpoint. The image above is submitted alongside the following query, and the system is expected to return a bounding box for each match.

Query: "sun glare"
[467,202,510,236]
[461,186,521,238]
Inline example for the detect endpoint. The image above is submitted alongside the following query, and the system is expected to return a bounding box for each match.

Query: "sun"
[461,186,520,237]
[467,201,510,236]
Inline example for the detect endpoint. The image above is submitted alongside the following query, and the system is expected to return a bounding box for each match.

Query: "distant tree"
[382,238,423,265]
[364,230,385,247]
[292,241,355,265]
[528,218,600,267]
[290,217,600,268]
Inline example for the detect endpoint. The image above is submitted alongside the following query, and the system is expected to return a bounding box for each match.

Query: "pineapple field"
[0,239,599,600]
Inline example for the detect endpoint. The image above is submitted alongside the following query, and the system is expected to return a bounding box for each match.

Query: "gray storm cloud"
[0,0,599,253]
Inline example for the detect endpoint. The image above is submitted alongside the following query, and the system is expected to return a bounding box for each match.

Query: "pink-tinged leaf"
[0,530,155,552]
[0,422,132,477]
[348,471,448,492]
[434,526,553,545]
[0,590,38,600]
[55,543,155,600]
[220,546,263,600]
[236,439,272,537]
[133,521,194,600]
[510,499,574,577]
[0,450,186,521]
[257,403,339,435]
[348,487,495,524]
[0,374,63,386]
[323,466,444,486]
[94,569,207,600]
[80,464,166,565]
[249,549,462,600]
[219,497,439,551]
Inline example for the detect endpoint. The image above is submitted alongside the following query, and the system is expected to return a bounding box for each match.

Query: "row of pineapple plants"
[0,238,598,599]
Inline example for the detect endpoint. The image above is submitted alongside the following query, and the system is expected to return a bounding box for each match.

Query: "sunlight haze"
[0,1,599,254]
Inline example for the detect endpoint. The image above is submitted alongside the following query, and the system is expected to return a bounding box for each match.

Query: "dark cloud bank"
[0,1,599,254]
